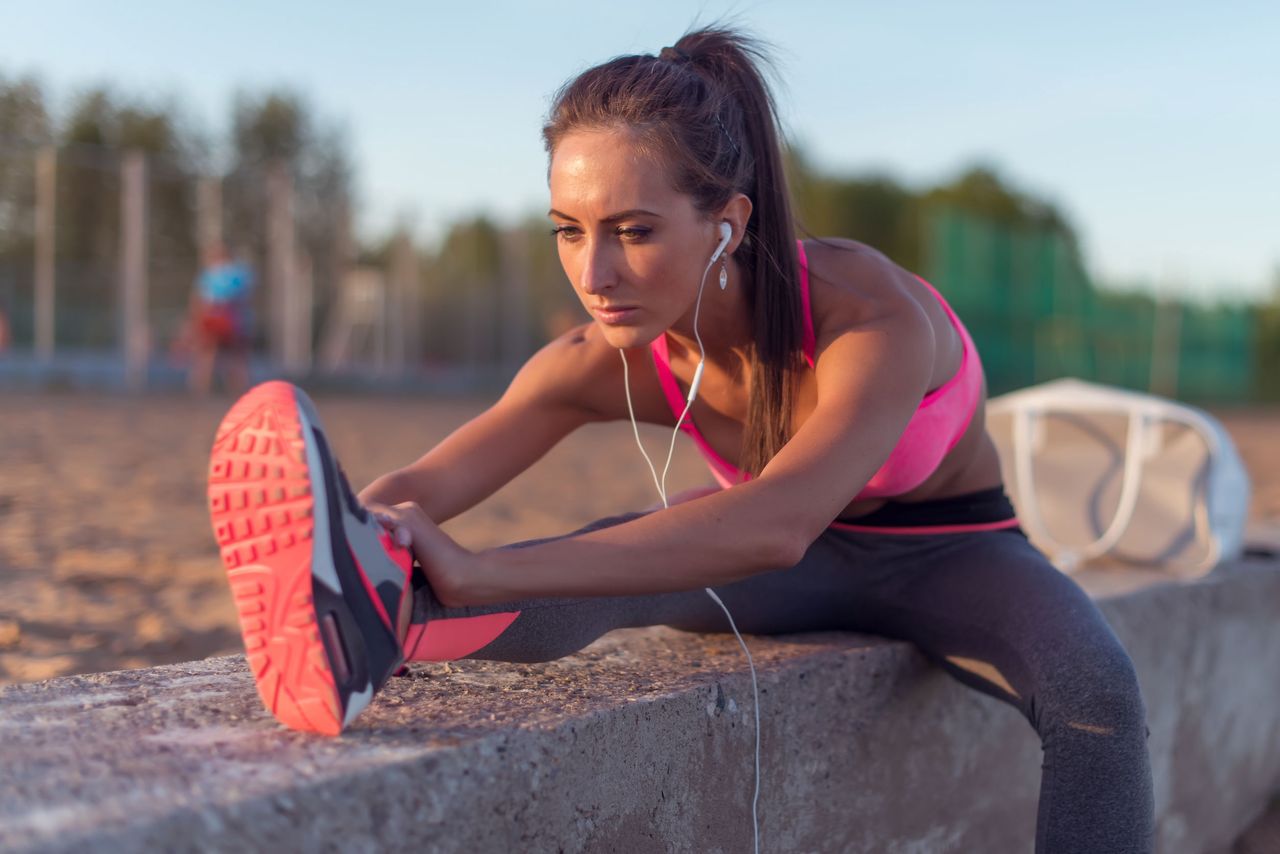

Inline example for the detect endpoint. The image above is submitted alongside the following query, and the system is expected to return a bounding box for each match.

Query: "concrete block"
[1,555,1278,853]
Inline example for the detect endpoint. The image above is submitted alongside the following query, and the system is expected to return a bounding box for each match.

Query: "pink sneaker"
[208,381,414,735]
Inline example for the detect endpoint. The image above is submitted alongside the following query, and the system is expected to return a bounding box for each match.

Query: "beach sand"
[0,390,1276,686]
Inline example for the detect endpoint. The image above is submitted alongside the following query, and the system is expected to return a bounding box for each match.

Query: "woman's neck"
[663,255,754,369]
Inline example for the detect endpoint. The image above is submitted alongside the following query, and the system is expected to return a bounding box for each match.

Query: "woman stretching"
[207,26,1154,853]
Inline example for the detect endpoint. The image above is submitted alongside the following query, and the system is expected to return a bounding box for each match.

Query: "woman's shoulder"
[799,238,962,389]
[509,319,633,419]
[799,237,930,338]
[800,236,907,288]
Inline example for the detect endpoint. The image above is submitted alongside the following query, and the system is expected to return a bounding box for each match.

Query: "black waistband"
[833,486,1016,528]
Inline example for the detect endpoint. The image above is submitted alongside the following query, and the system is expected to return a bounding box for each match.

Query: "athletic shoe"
[207,380,415,735]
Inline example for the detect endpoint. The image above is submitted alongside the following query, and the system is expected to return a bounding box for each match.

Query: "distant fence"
[0,142,571,390]
[923,207,1259,404]
[0,148,1269,403]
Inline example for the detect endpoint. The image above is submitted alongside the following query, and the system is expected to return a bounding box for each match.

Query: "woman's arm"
[639,484,722,512]
[357,323,615,524]
[394,255,940,606]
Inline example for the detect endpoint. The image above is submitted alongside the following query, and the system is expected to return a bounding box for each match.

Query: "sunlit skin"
[360,126,1004,617]
[547,128,753,361]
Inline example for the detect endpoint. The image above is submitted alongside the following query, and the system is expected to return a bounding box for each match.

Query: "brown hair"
[542,25,804,478]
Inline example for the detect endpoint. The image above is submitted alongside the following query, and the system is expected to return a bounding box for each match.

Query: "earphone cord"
[617,252,762,854]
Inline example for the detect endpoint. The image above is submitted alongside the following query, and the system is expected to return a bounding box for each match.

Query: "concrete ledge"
[2,555,1279,853]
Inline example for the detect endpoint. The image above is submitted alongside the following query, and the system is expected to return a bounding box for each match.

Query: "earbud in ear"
[709,221,732,264]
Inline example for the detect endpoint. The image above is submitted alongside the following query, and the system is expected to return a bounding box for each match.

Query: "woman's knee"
[1033,638,1148,738]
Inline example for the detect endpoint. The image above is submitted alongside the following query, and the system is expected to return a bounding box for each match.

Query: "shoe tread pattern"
[208,381,343,736]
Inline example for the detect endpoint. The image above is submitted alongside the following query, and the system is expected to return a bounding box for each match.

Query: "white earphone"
[687,222,733,405]
[615,217,762,854]
[710,220,732,264]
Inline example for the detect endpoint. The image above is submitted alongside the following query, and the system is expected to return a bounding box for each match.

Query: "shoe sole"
[208,381,397,735]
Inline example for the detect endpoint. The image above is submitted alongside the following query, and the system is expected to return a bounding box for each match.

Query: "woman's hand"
[370,502,477,608]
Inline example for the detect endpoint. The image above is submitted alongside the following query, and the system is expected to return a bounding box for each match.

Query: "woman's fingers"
[361,501,474,607]
[369,507,413,547]
[391,501,429,522]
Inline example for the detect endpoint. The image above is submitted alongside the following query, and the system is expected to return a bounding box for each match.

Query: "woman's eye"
[550,225,648,242]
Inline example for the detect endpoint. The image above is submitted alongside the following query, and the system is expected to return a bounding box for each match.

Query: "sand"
[0,390,710,684]
[0,390,1276,686]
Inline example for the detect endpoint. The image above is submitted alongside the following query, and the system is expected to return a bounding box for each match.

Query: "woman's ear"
[715,193,753,255]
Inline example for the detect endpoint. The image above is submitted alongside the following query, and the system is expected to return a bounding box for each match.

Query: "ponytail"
[544,25,803,476]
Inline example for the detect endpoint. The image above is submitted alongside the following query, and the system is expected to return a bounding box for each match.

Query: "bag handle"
[1012,406,1151,573]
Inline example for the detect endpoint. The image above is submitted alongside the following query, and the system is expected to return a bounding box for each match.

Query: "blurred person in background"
[187,242,253,395]
[208,25,1154,852]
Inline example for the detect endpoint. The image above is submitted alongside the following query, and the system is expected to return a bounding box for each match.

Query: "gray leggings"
[409,510,1155,853]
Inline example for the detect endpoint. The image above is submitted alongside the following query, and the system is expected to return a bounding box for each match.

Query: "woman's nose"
[579,243,616,295]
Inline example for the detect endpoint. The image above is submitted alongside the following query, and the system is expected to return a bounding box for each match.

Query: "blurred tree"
[54,88,201,347]
[223,90,353,347]
[921,163,1079,254]
[420,216,503,367]
[60,89,201,255]
[0,73,53,346]
[923,164,1025,224]
[786,144,920,267]
[410,213,582,367]
[0,74,52,252]
[786,147,1081,275]
[231,92,308,164]
[518,213,585,342]
[59,89,117,276]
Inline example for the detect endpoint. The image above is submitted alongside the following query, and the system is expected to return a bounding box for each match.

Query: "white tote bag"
[986,378,1250,578]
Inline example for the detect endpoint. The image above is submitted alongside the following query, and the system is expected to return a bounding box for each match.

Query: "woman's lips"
[592,305,641,325]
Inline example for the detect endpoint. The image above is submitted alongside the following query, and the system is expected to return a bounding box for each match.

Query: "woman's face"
[548,128,719,349]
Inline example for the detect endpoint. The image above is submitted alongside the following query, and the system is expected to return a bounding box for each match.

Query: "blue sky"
[3,1,1277,300]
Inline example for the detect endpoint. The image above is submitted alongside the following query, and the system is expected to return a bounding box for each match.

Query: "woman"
[208,27,1154,852]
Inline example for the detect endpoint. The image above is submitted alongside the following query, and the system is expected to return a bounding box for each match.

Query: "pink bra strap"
[648,335,747,487]
[796,239,816,367]
[648,335,696,436]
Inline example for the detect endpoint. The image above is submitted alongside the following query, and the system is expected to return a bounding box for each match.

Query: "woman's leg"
[405,511,1153,850]
[841,527,1155,854]
[403,510,868,663]
[407,504,1152,850]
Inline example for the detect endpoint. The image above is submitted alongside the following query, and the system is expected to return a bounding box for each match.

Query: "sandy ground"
[0,391,1276,686]
[0,390,711,684]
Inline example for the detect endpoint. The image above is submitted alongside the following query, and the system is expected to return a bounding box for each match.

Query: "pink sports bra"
[648,240,985,500]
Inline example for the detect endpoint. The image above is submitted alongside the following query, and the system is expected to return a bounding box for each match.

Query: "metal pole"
[389,230,418,372]
[286,248,313,373]
[266,160,296,370]
[34,147,56,361]
[334,194,353,297]
[196,176,222,252]
[375,269,387,374]
[119,150,149,391]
